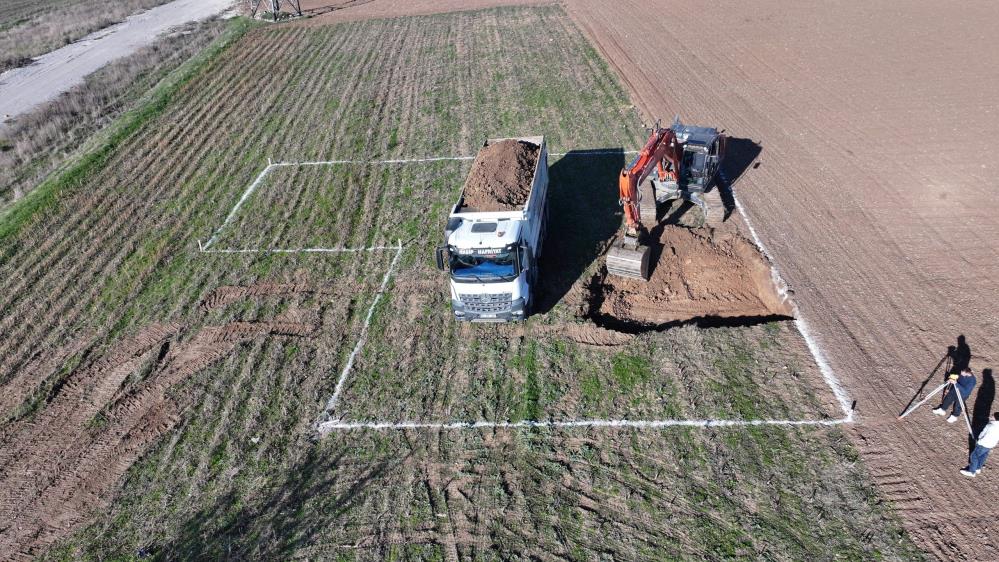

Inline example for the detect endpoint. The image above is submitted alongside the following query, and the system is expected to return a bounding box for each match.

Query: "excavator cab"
[650,120,724,223]
[606,117,726,280]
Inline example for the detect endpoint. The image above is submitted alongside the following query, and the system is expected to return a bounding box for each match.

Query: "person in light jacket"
[961,412,999,477]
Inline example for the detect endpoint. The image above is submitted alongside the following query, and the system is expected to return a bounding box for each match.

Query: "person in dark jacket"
[933,368,977,423]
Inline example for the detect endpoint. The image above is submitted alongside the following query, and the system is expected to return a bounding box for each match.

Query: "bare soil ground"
[0,5,922,560]
[562,0,999,558]
[592,224,791,327]
[460,139,538,212]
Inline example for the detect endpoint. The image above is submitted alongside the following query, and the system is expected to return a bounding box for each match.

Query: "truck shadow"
[535,149,625,314]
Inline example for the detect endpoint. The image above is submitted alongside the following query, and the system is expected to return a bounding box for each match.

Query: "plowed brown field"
[558,0,999,558]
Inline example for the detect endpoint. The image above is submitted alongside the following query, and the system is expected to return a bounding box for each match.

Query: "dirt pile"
[591,226,791,326]
[460,139,539,211]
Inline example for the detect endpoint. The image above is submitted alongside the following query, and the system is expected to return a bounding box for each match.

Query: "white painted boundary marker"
[200,245,402,254]
[313,167,852,435]
[198,150,639,254]
[198,153,852,433]
[719,169,854,422]
[317,242,405,426]
[318,417,849,432]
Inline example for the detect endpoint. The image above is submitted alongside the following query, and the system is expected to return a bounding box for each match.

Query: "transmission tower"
[249,0,302,20]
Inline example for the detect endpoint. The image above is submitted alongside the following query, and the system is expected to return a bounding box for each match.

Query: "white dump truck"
[434,136,549,322]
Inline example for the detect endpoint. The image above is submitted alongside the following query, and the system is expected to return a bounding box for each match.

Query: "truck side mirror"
[519,244,534,272]
[435,246,448,271]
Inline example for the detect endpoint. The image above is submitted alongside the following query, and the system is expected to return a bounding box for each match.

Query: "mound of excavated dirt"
[460,139,539,211]
[592,226,791,326]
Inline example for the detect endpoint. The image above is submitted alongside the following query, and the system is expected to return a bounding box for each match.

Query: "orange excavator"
[606,117,726,279]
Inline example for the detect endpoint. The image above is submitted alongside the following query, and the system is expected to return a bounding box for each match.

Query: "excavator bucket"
[606,238,650,280]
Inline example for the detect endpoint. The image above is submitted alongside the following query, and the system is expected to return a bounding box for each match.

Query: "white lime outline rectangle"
[196,154,853,434]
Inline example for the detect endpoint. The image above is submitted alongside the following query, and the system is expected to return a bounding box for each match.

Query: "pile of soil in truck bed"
[460,139,539,211]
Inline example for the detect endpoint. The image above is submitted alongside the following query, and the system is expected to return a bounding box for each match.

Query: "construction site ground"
[313,1,999,557]
[0,1,979,559]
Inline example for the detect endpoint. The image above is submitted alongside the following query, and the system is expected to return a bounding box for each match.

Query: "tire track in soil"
[0,333,96,421]
[0,313,316,556]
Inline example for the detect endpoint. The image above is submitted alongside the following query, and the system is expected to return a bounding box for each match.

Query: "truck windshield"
[451,251,516,282]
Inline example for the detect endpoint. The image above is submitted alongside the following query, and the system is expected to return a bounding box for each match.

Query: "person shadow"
[969,368,995,451]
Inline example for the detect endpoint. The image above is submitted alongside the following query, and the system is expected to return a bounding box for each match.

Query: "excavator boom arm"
[619,126,681,234]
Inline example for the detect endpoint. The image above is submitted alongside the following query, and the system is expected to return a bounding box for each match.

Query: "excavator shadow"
[534,149,625,315]
[715,136,763,220]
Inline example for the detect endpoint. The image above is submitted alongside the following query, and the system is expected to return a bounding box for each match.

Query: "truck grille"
[460,293,512,313]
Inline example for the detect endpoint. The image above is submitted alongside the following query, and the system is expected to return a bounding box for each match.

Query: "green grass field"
[0,6,921,560]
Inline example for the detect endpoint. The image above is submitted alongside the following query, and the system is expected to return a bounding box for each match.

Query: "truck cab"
[439,217,539,321]
[435,136,548,322]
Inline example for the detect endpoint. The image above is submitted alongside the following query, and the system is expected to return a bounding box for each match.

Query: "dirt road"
[558,0,999,558]
[0,0,233,122]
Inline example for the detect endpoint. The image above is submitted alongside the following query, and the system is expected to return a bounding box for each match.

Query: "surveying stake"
[898,377,975,437]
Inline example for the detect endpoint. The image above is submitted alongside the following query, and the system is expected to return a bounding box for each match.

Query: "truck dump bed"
[458,138,542,212]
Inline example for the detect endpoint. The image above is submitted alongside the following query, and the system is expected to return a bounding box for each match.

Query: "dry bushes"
[0,19,226,206]
[0,0,176,72]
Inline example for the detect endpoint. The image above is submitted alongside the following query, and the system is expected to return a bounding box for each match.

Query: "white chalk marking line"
[719,169,853,421]
[202,164,274,250]
[201,245,401,254]
[317,417,848,433]
[204,157,852,433]
[317,243,405,425]
[201,151,640,253]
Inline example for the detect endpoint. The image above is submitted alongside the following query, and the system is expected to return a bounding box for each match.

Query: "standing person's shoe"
[947,415,959,423]
[960,469,976,477]
[975,469,982,475]
[932,408,946,416]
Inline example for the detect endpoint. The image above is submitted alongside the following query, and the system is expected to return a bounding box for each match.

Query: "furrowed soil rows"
[563,1,999,556]
[210,160,470,251]
[0,6,919,560]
